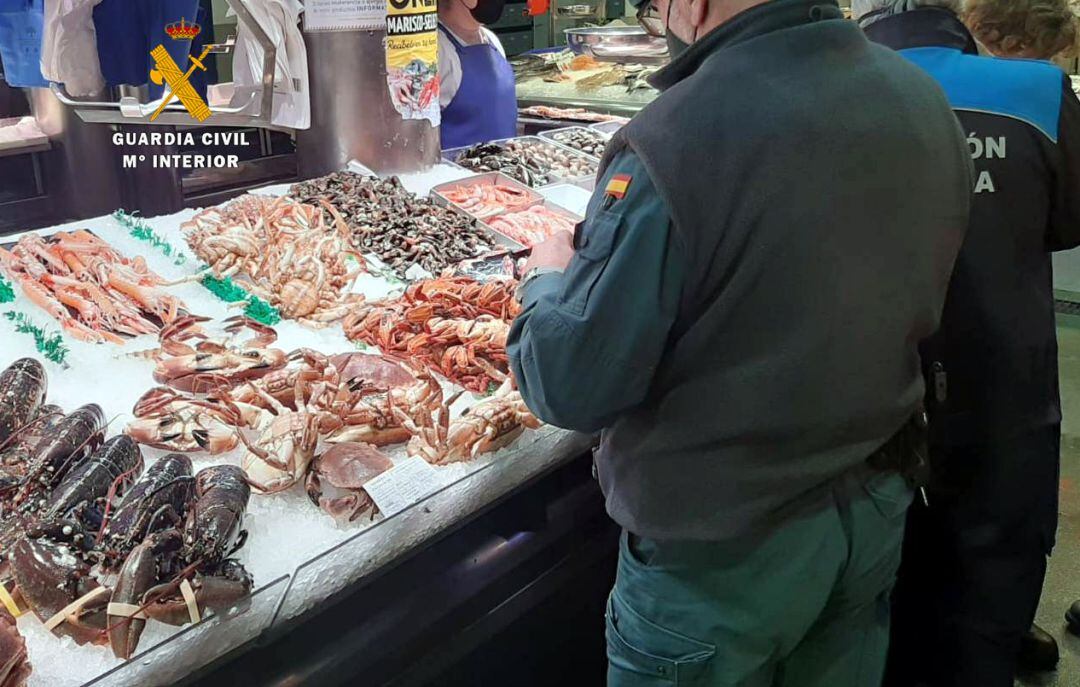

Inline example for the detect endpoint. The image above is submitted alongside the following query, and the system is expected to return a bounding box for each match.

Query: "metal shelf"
[51,0,279,129]
[0,140,50,159]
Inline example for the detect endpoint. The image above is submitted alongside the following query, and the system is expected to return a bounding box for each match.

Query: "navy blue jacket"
[867,9,1080,445]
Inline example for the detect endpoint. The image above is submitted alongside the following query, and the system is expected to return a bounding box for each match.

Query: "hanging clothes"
[91,0,142,86]
[0,0,48,87]
[91,0,204,99]
[187,1,214,98]
[41,0,106,96]
[438,24,516,149]
[145,0,201,99]
[229,0,308,129]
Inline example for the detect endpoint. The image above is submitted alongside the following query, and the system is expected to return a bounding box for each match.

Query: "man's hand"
[522,230,575,274]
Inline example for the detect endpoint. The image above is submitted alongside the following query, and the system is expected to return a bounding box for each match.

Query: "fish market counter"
[0,163,606,687]
[517,79,656,121]
[182,441,614,687]
[512,48,660,122]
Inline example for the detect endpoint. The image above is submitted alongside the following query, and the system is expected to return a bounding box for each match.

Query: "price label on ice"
[364,457,446,517]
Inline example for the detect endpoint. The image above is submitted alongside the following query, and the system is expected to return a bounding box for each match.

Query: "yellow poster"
[386,0,440,125]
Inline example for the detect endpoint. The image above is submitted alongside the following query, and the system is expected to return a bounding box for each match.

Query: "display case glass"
[0,164,593,686]
[517,78,658,117]
[273,427,591,625]
[82,575,291,687]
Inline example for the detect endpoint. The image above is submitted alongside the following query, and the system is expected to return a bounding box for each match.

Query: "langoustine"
[488,206,578,247]
[0,231,186,344]
[441,182,537,219]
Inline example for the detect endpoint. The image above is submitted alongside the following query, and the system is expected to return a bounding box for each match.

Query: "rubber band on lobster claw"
[44,586,109,631]
[0,584,23,618]
[180,578,201,625]
[105,602,147,621]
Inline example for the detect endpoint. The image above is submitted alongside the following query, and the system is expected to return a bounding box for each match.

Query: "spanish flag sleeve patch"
[605,173,632,200]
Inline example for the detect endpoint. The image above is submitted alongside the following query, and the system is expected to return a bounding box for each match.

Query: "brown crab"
[305,442,393,522]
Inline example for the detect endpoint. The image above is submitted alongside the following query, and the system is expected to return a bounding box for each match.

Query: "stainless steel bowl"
[563,26,669,63]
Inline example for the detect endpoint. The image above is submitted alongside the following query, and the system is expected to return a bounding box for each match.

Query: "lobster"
[5,437,144,645]
[108,465,252,659]
[99,453,195,570]
[0,359,47,447]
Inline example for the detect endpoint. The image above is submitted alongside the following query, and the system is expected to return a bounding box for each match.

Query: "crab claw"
[304,468,323,509]
[131,386,181,418]
[223,316,278,347]
[190,425,241,455]
[108,530,182,660]
[288,348,329,369]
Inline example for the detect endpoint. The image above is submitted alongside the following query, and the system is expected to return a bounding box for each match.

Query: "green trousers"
[606,469,913,687]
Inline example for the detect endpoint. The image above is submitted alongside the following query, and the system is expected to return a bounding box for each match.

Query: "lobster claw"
[142,560,253,626]
[8,532,108,646]
[108,530,182,660]
[0,606,30,687]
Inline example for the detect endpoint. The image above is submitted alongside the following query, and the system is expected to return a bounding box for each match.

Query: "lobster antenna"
[94,457,146,542]
[135,475,197,512]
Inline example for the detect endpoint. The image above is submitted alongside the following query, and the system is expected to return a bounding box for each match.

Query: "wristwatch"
[514,267,564,303]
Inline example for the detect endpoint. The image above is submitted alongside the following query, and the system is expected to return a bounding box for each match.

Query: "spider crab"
[395,382,541,465]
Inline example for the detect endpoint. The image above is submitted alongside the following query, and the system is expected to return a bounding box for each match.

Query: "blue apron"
[440,25,517,150]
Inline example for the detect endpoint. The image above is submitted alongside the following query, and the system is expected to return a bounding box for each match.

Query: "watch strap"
[515,267,563,303]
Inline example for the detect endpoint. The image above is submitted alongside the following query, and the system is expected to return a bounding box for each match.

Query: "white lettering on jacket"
[967,132,1006,194]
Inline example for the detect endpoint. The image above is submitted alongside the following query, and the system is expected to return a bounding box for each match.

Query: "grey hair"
[850,0,963,22]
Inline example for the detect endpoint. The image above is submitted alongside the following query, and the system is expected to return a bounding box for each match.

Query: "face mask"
[666,30,690,57]
[469,0,506,24]
[664,0,692,58]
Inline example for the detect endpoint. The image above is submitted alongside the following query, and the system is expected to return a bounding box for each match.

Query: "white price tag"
[364,457,446,517]
[304,0,385,32]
